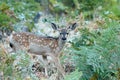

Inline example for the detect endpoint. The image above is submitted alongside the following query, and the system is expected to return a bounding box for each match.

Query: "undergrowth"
[70,20,120,80]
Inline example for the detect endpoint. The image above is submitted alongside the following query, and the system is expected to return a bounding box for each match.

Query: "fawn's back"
[9,32,60,56]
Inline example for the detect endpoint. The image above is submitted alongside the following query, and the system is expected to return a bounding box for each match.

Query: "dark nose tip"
[62,38,66,40]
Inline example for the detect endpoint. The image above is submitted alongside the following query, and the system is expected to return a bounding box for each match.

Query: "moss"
[0,3,9,12]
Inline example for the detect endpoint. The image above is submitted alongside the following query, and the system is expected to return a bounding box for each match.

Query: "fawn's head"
[51,23,77,41]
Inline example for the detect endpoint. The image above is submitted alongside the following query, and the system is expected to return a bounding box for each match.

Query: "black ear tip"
[51,23,56,26]
[51,23,55,25]
[73,23,77,26]
[51,23,57,30]
[71,23,77,30]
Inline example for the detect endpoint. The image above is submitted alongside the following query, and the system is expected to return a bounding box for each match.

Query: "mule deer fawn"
[9,22,77,77]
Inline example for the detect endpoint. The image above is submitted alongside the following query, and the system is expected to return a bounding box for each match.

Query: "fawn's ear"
[51,23,58,30]
[68,23,77,30]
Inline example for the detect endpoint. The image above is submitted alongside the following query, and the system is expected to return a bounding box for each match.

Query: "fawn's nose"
[62,37,66,40]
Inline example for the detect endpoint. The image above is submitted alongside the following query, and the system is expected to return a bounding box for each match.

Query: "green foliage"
[72,28,96,48]
[0,50,39,80]
[64,69,82,80]
[49,0,120,19]
[70,20,120,80]
[0,0,41,32]
[0,13,10,27]
[49,0,104,18]
[25,21,35,32]
[100,0,120,20]
[49,0,68,15]
[0,0,41,20]
[0,2,9,11]
[0,3,16,32]
[0,53,15,77]
[10,0,41,20]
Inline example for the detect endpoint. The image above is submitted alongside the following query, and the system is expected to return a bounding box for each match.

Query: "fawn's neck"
[58,37,66,52]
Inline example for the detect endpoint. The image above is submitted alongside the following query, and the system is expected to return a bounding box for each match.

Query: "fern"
[70,20,120,80]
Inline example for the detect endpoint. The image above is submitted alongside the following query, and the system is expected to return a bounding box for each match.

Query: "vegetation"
[0,0,120,80]
[70,20,120,80]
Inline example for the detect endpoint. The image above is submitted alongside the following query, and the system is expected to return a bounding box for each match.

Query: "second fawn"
[9,22,77,77]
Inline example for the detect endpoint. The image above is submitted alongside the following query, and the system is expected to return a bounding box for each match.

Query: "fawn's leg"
[42,56,48,77]
[55,58,65,77]
[37,55,48,77]
[47,54,66,77]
